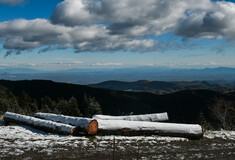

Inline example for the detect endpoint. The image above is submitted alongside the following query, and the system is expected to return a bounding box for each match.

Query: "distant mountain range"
[1,67,235,85]
[0,68,43,74]
[89,80,235,94]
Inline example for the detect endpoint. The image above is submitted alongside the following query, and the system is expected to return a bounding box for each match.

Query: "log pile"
[3,112,203,139]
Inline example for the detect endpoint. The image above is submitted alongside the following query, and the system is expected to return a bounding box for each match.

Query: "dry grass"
[1,137,234,160]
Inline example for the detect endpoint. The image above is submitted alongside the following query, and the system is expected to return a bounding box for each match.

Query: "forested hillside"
[89,80,235,94]
[0,80,234,130]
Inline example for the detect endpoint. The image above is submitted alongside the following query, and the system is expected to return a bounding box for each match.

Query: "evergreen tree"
[18,91,38,114]
[30,99,38,113]
[40,96,55,113]
[18,91,31,114]
[68,96,82,116]
[0,85,21,114]
[198,111,212,130]
[82,94,102,117]
[55,98,68,115]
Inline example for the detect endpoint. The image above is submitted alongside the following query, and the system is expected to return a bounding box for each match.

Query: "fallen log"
[96,120,203,139]
[35,112,203,139]
[3,112,76,135]
[34,112,98,135]
[92,112,169,122]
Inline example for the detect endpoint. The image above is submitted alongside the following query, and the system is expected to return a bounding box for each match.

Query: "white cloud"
[71,61,83,64]
[0,0,234,55]
[0,63,9,67]
[182,61,222,66]
[0,18,109,54]
[0,18,165,54]
[0,0,24,6]
[175,1,235,41]
[92,62,123,66]
[50,0,212,38]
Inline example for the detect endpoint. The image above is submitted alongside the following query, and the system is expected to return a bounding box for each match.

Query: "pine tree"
[55,98,68,115]
[82,94,102,117]
[18,90,38,114]
[30,99,38,113]
[40,96,55,113]
[0,85,21,114]
[68,96,82,116]
[198,111,212,130]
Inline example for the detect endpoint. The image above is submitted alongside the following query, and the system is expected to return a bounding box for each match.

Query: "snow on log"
[96,120,203,139]
[92,112,169,122]
[3,112,76,135]
[34,112,98,135]
[34,112,203,139]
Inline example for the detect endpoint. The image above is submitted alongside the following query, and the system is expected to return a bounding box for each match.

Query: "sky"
[0,0,235,71]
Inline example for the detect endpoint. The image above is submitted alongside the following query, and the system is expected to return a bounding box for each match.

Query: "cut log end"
[71,127,77,135]
[87,119,98,135]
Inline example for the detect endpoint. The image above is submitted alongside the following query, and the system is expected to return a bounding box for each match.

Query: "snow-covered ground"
[204,130,235,140]
[0,121,234,159]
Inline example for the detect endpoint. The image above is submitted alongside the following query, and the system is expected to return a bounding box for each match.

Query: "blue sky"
[0,0,235,70]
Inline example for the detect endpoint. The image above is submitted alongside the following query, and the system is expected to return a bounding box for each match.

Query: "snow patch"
[0,123,234,158]
[96,135,188,142]
[204,130,235,140]
[0,124,88,157]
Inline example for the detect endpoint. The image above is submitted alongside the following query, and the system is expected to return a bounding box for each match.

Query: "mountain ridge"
[89,80,235,94]
[1,67,235,84]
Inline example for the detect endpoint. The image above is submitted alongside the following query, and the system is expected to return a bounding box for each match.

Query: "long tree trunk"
[34,112,98,135]
[96,119,203,139]
[4,112,76,135]
[92,112,169,122]
[35,112,203,139]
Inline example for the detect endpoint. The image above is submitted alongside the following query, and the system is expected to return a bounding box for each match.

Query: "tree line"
[0,85,102,117]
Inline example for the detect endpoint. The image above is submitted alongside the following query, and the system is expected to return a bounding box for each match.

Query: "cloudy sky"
[0,0,235,70]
